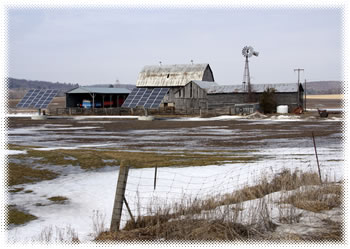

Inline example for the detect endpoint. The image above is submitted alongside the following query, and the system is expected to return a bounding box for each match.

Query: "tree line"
[7,78,79,99]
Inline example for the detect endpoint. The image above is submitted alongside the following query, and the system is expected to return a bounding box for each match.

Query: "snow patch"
[6,113,38,117]
[5,150,27,155]
[73,116,139,120]
[32,143,114,151]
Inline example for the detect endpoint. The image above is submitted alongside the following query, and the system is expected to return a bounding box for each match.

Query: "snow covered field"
[6,117,343,242]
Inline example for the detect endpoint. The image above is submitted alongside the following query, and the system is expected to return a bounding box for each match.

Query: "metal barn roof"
[66,87,131,94]
[190,80,219,89]
[136,63,212,87]
[207,83,303,94]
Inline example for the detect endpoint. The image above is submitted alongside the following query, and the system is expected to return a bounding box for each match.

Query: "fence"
[109,145,343,232]
[52,106,242,116]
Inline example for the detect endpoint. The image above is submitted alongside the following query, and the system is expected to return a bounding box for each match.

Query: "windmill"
[242,46,259,102]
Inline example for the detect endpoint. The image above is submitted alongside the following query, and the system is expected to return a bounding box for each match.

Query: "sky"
[7,7,343,86]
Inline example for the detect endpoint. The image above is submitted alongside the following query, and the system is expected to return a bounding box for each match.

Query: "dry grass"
[282,184,342,212]
[306,94,343,100]
[97,219,256,241]
[219,170,321,206]
[37,225,80,243]
[7,205,37,225]
[96,169,342,241]
[48,196,69,204]
[7,162,59,186]
[10,145,260,170]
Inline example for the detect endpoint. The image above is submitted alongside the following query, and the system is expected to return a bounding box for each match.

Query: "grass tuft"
[7,206,37,226]
[8,162,59,186]
[48,196,69,204]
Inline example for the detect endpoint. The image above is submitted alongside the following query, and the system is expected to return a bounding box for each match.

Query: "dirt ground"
[305,98,343,109]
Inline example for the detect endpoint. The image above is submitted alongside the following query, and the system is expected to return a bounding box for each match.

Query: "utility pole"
[304,79,307,111]
[294,68,304,107]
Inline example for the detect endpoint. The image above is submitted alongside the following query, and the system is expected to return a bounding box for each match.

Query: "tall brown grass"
[96,169,342,241]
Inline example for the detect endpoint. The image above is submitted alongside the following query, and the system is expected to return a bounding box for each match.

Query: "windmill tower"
[242,46,259,102]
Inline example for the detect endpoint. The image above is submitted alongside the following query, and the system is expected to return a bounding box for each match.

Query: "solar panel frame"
[16,89,59,109]
[122,87,169,109]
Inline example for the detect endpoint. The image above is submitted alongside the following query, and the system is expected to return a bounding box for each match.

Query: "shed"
[162,81,214,111]
[65,87,131,108]
[207,83,304,112]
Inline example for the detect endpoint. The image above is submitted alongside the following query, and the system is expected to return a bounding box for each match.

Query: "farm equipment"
[82,100,92,108]
[318,108,343,118]
[293,106,303,114]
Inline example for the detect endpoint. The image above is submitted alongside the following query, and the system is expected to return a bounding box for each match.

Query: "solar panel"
[16,89,59,109]
[122,88,169,109]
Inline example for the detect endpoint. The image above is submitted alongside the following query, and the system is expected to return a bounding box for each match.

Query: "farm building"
[207,83,304,113]
[133,63,217,111]
[65,87,131,108]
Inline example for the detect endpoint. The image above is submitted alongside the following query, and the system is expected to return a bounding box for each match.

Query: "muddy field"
[6,101,344,242]
[8,116,341,150]
[305,97,343,109]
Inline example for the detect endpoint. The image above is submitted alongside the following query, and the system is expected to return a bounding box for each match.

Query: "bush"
[259,88,277,113]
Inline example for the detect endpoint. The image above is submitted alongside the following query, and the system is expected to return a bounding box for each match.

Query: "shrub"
[259,88,277,113]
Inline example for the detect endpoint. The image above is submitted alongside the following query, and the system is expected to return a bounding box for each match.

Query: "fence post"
[311,132,322,184]
[154,165,158,190]
[110,161,130,232]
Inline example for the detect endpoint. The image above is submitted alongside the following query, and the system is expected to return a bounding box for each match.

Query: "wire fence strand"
[115,146,342,228]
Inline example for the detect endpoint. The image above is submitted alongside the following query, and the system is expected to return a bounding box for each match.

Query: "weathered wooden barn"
[207,83,304,112]
[135,64,217,111]
[65,87,130,108]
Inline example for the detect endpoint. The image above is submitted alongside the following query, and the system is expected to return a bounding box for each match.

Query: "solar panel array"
[16,89,59,109]
[122,88,169,109]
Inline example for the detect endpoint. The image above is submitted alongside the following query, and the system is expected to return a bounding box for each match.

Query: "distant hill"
[6,78,136,99]
[7,78,80,99]
[305,81,342,95]
[88,84,136,90]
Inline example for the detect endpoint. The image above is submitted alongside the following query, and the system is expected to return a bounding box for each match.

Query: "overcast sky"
[8,7,343,85]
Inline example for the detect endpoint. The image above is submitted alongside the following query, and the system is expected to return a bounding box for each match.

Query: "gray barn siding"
[208,92,304,112]
[207,93,245,108]
[163,82,208,110]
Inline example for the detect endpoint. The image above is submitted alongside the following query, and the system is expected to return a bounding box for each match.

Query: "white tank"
[277,105,288,114]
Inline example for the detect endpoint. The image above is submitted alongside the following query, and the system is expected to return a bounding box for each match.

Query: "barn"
[65,87,131,108]
[128,63,217,112]
[207,83,304,113]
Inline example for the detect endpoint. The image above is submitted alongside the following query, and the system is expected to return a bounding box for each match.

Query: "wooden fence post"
[110,161,130,232]
[312,132,322,184]
[154,165,158,190]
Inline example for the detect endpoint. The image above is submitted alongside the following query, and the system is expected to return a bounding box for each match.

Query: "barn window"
[190,83,193,98]
[167,74,170,78]
[179,89,181,97]
[183,88,185,98]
